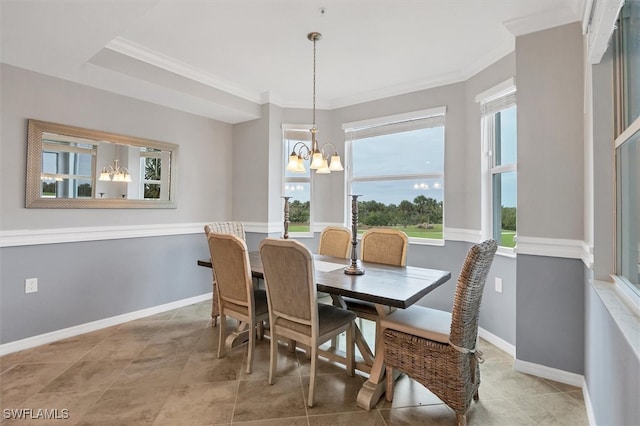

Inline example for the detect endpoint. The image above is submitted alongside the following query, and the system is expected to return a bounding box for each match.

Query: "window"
[344,107,445,242]
[614,0,640,297]
[41,133,95,199]
[283,125,312,234]
[479,85,517,249]
[140,148,170,200]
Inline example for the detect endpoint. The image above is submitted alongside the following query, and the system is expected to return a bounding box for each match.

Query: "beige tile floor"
[0,301,588,425]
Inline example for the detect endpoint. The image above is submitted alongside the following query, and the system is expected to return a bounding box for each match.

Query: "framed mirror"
[26,119,178,208]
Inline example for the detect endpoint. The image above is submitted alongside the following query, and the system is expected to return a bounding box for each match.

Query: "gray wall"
[585,277,640,426]
[515,23,585,240]
[1,63,233,344]
[1,234,211,343]
[514,23,586,373]
[516,255,585,373]
[0,64,234,230]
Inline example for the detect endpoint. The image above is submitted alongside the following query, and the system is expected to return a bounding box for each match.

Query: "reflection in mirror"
[27,119,178,208]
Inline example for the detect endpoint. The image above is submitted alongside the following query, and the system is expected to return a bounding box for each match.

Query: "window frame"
[613,1,640,301]
[478,80,517,254]
[41,136,96,199]
[343,107,446,245]
[282,124,314,238]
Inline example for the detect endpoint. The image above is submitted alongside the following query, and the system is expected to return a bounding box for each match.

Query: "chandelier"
[98,159,132,182]
[286,32,343,175]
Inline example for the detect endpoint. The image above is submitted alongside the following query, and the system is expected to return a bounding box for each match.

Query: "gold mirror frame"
[26,119,178,208]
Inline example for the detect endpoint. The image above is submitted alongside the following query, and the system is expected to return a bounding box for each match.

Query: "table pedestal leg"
[356,303,391,410]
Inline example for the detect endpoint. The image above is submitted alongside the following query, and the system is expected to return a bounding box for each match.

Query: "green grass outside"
[289,223,516,247]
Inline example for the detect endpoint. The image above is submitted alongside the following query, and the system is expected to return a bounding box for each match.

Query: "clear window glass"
[492,171,517,248]
[351,127,444,177]
[616,129,640,293]
[348,122,445,241]
[284,182,310,233]
[614,0,640,297]
[283,131,312,235]
[495,106,517,166]
[619,0,640,128]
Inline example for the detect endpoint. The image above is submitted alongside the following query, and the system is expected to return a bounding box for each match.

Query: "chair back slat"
[204,221,246,241]
[208,232,253,308]
[361,229,408,266]
[318,226,351,258]
[449,239,497,349]
[260,238,316,335]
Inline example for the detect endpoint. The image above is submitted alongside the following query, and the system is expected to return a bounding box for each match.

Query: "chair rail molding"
[444,228,482,244]
[515,236,593,266]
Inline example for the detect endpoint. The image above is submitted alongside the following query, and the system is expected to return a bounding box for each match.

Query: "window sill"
[592,279,640,360]
[409,238,445,247]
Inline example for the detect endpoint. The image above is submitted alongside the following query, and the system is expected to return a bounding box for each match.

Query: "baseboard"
[513,358,584,388]
[0,292,212,356]
[478,327,516,357]
[582,378,597,426]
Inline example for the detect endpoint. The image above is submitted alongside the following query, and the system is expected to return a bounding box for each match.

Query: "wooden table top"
[199,252,451,309]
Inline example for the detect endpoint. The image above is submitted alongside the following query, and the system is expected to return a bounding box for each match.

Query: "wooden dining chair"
[318,226,352,259]
[207,231,269,374]
[360,228,408,266]
[204,221,247,326]
[259,238,356,407]
[381,240,497,426]
[341,228,409,339]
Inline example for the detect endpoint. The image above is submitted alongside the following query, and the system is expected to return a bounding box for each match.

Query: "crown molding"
[586,0,624,64]
[106,37,262,104]
[503,8,581,37]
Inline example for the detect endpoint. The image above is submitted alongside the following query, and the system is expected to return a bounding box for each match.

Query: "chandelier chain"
[312,36,317,127]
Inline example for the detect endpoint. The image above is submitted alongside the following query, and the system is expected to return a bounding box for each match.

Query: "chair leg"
[308,346,317,407]
[346,323,354,377]
[217,313,225,359]
[257,320,264,340]
[211,283,219,327]
[386,366,394,401]
[246,320,255,374]
[456,413,467,426]
[268,331,277,385]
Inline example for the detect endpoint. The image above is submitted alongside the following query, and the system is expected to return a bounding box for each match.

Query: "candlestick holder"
[344,194,365,275]
[282,196,291,239]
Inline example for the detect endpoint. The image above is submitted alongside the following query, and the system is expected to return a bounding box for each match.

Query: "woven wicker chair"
[204,222,247,326]
[259,238,356,407]
[381,239,498,426]
[318,226,352,259]
[207,231,268,374]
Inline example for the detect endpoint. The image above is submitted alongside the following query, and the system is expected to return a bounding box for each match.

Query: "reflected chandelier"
[286,32,343,175]
[98,159,132,182]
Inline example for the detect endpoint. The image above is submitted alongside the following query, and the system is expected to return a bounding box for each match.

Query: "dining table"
[198,252,451,410]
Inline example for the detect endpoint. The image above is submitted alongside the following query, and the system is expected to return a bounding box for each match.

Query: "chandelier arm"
[291,141,312,160]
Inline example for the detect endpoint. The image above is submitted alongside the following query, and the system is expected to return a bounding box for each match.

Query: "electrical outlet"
[494,277,503,293]
[25,278,38,294]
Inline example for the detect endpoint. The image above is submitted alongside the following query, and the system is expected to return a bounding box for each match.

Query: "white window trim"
[478,80,517,253]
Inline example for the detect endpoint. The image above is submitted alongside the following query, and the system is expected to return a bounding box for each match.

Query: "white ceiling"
[1,0,586,123]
